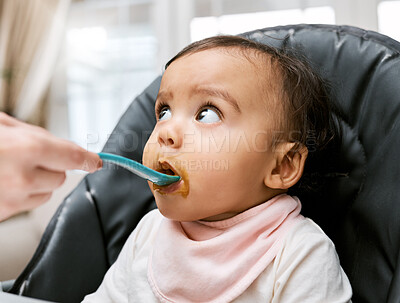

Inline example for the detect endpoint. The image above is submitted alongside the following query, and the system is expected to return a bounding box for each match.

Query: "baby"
[83,36,352,302]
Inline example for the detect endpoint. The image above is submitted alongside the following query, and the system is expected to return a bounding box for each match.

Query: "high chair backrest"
[8,24,400,303]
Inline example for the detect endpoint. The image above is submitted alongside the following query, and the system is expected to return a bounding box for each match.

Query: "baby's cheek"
[142,140,157,167]
[190,163,229,191]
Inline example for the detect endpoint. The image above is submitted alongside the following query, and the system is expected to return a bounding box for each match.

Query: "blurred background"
[0,0,399,280]
[1,0,399,152]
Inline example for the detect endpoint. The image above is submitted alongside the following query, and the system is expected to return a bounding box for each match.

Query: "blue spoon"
[98,152,181,186]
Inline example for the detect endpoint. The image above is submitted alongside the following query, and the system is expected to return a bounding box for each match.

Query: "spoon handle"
[98,152,180,186]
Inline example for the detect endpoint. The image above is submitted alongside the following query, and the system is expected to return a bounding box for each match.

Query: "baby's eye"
[158,107,171,121]
[196,107,221,124]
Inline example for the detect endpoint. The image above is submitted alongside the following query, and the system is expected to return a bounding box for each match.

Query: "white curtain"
[0,0,70,126]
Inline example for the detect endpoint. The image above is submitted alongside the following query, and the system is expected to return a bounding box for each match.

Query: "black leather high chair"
[4,24,400,303]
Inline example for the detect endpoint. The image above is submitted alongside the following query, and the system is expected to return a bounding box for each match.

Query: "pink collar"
[148,194,303,303]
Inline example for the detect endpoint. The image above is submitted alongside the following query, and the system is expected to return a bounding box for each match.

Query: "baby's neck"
[200,189,287,222]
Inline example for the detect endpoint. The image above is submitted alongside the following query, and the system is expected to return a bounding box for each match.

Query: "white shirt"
[82,209,352,302]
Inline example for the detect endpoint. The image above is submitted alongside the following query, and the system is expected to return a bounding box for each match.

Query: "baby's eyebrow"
[192,86,241,113]
[156,90,173,102]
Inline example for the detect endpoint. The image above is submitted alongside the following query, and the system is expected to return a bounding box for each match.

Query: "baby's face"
[143,49,283,222]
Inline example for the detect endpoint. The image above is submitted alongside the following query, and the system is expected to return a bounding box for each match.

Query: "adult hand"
[0,112,102,222]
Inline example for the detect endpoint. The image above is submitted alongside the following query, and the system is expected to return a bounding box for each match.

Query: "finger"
[34,136,102,173]
[28,168,66,194]
[0,112,19,126]
[0,112,37,129]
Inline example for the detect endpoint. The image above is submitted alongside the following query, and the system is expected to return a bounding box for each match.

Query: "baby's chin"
[156,204,198,222]
[153,193,205,222]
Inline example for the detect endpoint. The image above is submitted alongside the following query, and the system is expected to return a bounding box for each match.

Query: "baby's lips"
[157,158,180,177]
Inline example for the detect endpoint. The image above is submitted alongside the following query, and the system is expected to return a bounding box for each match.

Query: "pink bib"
[148,194,303,303]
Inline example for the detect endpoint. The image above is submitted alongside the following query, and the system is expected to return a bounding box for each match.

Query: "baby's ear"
[264,142,308,190]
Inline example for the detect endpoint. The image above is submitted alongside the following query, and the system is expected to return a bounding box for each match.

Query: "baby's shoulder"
[285,217,334,247]
[270,220,352,302]
[136,208,163,229]
[289,217,329,237]
[272,218,352,301]
[127,209,163,248]
[278,217,338,264]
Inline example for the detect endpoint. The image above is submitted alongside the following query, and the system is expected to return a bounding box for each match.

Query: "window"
[65,1,158,152]
[191,6,335,42]
[378,0,400,42]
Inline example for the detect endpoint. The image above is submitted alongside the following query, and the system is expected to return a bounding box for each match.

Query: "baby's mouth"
[153,158,189,197]
[157,161,179,177]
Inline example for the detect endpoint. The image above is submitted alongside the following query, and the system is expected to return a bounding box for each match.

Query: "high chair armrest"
[0,292,54,302]
[0,280,15,292]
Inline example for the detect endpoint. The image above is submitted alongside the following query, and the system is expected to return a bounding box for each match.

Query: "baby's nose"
[157,125,183,148]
